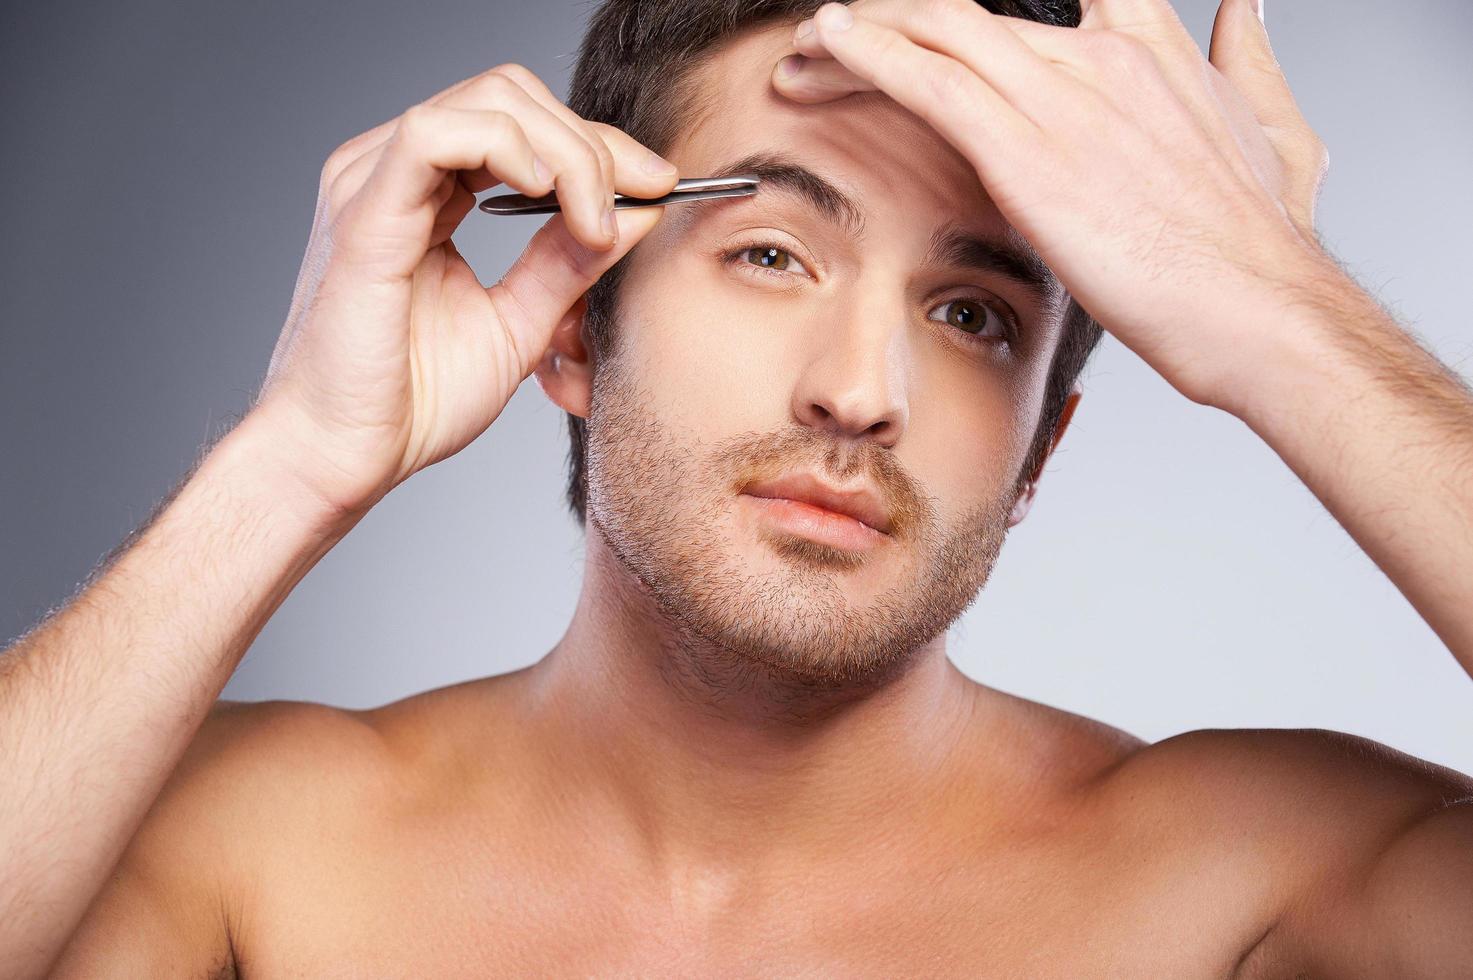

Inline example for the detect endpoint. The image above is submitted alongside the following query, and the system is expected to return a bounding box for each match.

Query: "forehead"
[674,21,1005,239]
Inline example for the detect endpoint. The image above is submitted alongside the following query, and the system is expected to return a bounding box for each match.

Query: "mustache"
[714,426,924,538]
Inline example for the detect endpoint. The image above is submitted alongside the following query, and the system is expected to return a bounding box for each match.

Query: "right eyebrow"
[687,150,868,240]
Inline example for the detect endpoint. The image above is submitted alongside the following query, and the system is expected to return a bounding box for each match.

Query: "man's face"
[581,22,1068,684]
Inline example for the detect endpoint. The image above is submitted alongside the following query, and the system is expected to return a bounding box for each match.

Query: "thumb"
[1210,0,1329,237]
[489,205,664,379]
[1209,0,1308,139]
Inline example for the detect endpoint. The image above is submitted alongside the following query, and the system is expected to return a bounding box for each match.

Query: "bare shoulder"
[1096,726,1473,972]
[157,697,401,845]
[53,697,396,978]
[1087,725,1473,873]
[1102,726,1473,833]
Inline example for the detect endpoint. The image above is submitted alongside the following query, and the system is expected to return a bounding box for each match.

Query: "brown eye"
[945,300,982,330]
[742,245,791,271]
[929,298,1009,344]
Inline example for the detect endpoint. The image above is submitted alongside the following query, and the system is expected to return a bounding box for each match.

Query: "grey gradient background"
[3,1,1471,773]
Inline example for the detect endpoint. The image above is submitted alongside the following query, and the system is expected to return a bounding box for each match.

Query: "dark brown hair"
[561,0,1102,525]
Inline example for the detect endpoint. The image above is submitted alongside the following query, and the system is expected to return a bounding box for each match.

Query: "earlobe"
[532,294,596,419]
[1008,482,1037,527]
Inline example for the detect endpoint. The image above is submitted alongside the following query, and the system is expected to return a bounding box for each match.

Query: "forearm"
[1218,253,1473,672]
[0,407,358,978]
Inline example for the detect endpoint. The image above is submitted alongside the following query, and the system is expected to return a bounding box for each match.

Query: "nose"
[789,296,909,450]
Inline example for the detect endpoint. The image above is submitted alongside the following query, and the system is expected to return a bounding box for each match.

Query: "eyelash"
[719,240,1018,349]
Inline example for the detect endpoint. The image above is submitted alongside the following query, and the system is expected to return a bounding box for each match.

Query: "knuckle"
[578,139,609,182]
[590,136,615,175]
[1121,36,1158,72]
[918,0,966,25]
[482,108,515,139]
[922,60,973,106]
[1288,129,1329,172]
[320,154,346,189]
[326,200,364,255]
[321,137,360,184]
[471,68,521,101]
[324,167,354,213]
[1093,31,1149,73]
[584,119,620,142]
[398,102,437,139]
[871,24,906,61]
[488,61,537,89]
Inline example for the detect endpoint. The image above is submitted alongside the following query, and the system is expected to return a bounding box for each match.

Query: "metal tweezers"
[478,175,760,215]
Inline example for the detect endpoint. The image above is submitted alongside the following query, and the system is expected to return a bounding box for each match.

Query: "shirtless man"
[4,0,1471,974]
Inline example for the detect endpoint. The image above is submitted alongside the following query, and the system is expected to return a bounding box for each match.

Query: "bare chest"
[236,831,1271,978]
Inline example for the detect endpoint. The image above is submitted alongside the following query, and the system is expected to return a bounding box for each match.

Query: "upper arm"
[1101,726,1473,977]
[49,698,388,978]
[49,701,245,978]
[1288,793,1473,976]
[49,843,236,978]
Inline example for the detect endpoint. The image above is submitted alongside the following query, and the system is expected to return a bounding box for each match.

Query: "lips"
[742,472,892,535]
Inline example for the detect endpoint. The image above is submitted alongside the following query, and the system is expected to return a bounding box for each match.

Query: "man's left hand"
[772,0,1338,412]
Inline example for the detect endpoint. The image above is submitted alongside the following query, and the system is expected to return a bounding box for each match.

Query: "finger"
[436,73,625,247]
[348,68,680,250]
[326,103,552,230]
[450,75,684,225]
[339,105,551,279]
[433,68,620,235]
[340,86,614,250]
[488,206,666,380]
[482,64,681,197]
[426,177,480,250]
[789,0,1078,126]
[322,66,528,185]
[1209,0,1314,144]
[800,3,1040,181]
[788,13,1099,90]
[586,121,683,190]
[1080,0,1185,32]
[334,118,661,256]
[1209,0,1327,232]
[1019,18,1268,197]
[771,53,878,103]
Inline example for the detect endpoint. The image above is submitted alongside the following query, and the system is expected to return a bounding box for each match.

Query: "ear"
[532,293,597,419]
[1008,382,1083,527]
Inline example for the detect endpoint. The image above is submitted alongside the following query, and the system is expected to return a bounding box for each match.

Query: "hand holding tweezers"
[478,175,759,215]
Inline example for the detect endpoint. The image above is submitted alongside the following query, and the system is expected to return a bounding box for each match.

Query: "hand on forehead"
[676,22,997,225]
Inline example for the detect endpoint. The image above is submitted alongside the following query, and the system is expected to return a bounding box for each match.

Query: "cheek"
[907,352,1027,512]
[614,292,788,451]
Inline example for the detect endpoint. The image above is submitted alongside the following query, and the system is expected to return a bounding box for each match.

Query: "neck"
[523,523,983,879]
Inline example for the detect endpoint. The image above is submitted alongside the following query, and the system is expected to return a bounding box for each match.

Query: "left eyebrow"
[685,150,1061,303]
[921,222,1060,306]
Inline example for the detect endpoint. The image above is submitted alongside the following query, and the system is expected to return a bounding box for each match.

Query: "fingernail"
[820,3,853,31]
[602,207,617,242]
[795,19,814,40]
[1250,0,1264,22]
[532,154,551,183]
[777,54,805,79]
[642,150,677,175]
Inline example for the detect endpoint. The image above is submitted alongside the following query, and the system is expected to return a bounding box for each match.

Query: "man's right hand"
[250,63,680,521]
